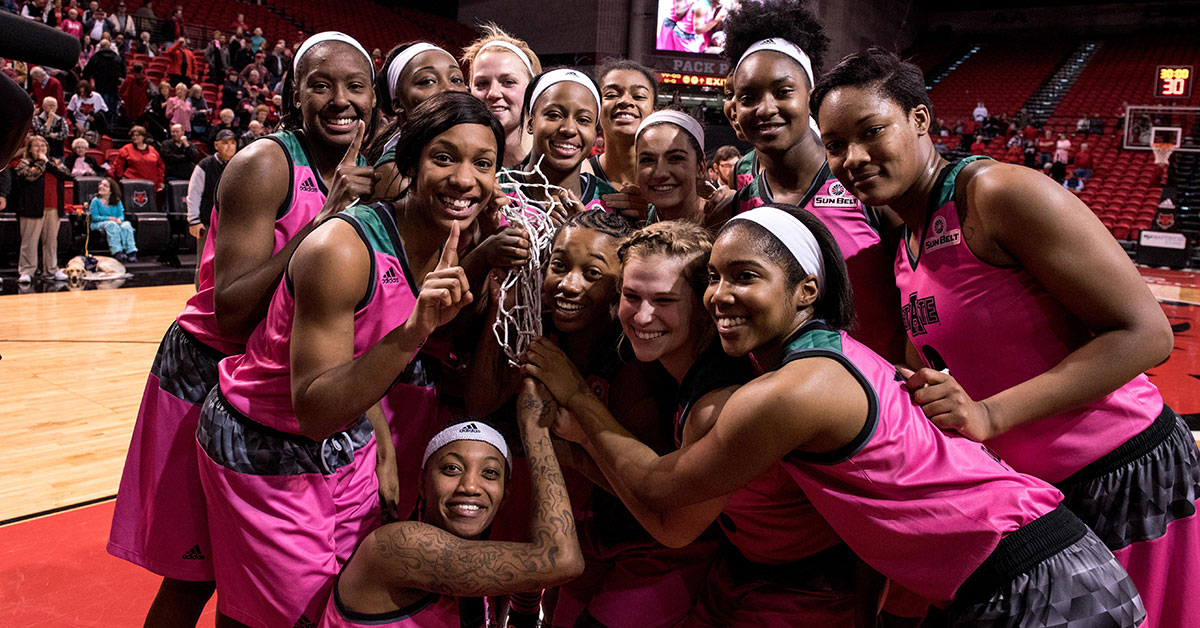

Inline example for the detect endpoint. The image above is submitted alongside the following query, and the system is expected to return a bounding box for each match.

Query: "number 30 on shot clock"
[1157,66,1193,98]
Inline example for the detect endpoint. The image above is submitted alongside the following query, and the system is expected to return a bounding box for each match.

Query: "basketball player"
[812,48,1200,628]
[322,385,584,627]
[722,0,906,361]
[636,110,732,228]
[462,24,542,167]
[532,205,1147,627]
[369,42,467,199]
[106,31,377,627]
[586,60,656,221]
[195,91,497,628]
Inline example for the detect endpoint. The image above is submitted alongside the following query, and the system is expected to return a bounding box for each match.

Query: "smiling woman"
[463,24,543,167]
[107,31,379,628]
[193,91,499,628]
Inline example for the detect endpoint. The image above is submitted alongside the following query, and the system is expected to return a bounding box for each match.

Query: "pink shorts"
[683,546,856,628]
[196,389,380,628]
[379,371,442,522]
[108,322,223,581]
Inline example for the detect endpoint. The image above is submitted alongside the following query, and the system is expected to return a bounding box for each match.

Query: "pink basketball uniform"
[322,588,463,628]
[776,323,1063,604]
[734,165,905,360]
[892,156,1162,483]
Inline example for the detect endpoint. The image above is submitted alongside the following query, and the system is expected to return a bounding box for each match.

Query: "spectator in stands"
[1003,141,1023,164]
[88,176,138,262]
[29,65,64,112]
[186,128,236,274]
[164,82,193,133]
[32,96,70,158]
[107,1,136,38]
[160,122,197,181]
[228,27,249,72]
[933,136,949,157]
[83,4,111,42]
[113,32,130,55]
[1022,122,1037,141]
[131,30,155,56]
[1073,142,1092,180]
[969,136,986,156]
[708,145,739,190]
[961,117,977,147]
[118,62,151,123]
[165,36,196,86]
[1023,137,1038,168]
[972,100,987,123]
[208,107,237,143]
[82,38,124,122]
[141,79,171,137]
[1063,173,1084,194]
[1076,115,1090,134]
[220,68,244,111]
[240,52,268,86]
[205,31,229,82]
[67,137,105,176]
[1089,112,1104,136]
[159,4,183,42]
[264,41,286,85]
[82,0,98,22]
[1053,133,1071,164]
[371,48,384,73]
[111,125,164,191]
[67,79,108,134]
[76,34,96,68]
[60,7,83,39]
[238,119,266,148]
[187,84,210,137]
[249,26,265,53]
[14,135,73,283]
[20,0,45,21]
[1037,128,1055,166]
[132,0,154,33]
[1048,160,1066,184]
[230,12,247,34]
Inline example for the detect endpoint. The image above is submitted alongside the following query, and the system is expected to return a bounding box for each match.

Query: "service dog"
[65,255,130,286]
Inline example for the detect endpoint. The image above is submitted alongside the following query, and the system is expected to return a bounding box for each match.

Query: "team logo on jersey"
[829,182,846,196]
[381,267,400,285]
[901,292,939,336]
[132,190,148,207]
[298,176,319,193]
[812,184,858,208]
[923,215,960,253]
[1156,212,1175,229]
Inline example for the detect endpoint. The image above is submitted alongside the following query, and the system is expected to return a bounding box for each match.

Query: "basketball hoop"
[1152,142,1175,166]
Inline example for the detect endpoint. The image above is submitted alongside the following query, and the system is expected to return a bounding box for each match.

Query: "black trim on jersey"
[329,212,379,313]
[293,129,331,196]
[903,156,989,271]
[779,321,881,465]
[758,161,833,210]
[332,574,443,624]
[674,342,754,446]
[263,134,297,221]
[587,154,609,183]
[371,202,420,296]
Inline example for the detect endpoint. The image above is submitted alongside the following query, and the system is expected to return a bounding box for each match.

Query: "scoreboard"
[658,72,726,88]
[1157,66,1193,98]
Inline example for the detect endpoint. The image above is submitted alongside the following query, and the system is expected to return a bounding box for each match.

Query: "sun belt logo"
[812,181,858,208]
[901,291,939,336]
[829,181,846,196]
[381,267,400,285]
[298,175,319,194]
[923,215,961,253]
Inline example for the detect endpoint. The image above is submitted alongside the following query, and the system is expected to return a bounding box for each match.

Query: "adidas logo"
[181,545,206,560]
[460,423,481,434]
[381,267,400,285]
[298,176,318,193]
[293,615,316,628]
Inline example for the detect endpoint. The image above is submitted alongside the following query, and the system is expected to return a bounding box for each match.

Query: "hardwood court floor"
[0,284,192,522]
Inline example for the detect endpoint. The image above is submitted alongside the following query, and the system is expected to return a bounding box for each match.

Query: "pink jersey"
[177,130,364,355]
[219,203,419,434]
[674,344,842,564]
[734,165,905,360]
[893,157,1162,482]
[322,589,461,627]
[777,323,1062,603]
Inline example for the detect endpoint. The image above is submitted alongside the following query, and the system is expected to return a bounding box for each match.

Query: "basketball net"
[491,156,567,366]
[1152,142,1175,166]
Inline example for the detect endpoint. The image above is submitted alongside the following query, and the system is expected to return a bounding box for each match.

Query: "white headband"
[736,38,814,89]
[293,31,374,80]
[476,40,534,76]
[387,43,456,100]
[636,110,704,153]
[529,68,601,114]
[735,39,821,136]
[730,206,825,296]
[422,422,511,469]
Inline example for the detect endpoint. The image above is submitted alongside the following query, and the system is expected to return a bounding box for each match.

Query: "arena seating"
[928,38,1075,123]
[259,0,478,52]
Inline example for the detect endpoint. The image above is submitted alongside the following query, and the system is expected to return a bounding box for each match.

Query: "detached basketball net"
[491,156,568,366]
